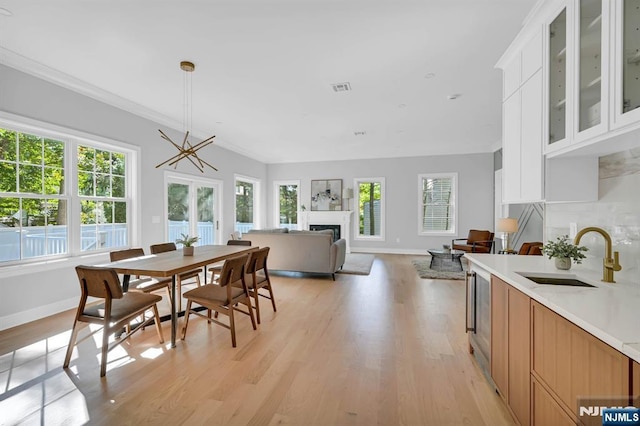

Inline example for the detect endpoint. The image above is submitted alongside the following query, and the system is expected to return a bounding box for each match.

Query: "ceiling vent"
[331,82,352,92]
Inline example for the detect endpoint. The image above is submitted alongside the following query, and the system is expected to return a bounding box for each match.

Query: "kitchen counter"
[465,254,640,363]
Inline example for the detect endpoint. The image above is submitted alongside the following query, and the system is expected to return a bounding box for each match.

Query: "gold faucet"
[574,227,622,283]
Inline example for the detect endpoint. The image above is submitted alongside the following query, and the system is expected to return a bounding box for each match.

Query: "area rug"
[412,259,467,280]
[338,253,375,275]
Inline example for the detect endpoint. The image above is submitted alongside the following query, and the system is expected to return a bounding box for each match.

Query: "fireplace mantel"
[299,211,353,253]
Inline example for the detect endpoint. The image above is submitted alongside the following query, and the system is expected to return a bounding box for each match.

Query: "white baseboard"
[0,297,77,331]
[350,247,428,255]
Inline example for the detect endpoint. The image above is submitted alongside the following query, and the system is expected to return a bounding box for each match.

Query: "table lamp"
[342,187,353,211]
[497,218,518,252]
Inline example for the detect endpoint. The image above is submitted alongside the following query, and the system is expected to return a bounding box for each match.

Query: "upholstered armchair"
[518,241,543,255]
[452,230,495,254]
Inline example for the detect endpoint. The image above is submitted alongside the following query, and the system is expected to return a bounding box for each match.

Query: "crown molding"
[0,46,274,163]
[0,46,189,133]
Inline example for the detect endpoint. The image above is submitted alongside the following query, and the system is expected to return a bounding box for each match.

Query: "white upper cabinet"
[612,0,640,129]
[543,0,640,156]
[547,6,570,150]
[523,31,544,82]
[573,0,609,142]
[499,28,545,204]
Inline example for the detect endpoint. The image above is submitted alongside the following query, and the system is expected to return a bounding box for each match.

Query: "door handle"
[465,271,476,333]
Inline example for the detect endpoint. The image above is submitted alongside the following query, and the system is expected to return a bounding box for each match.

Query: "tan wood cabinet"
[531,300,630,423]
[491,276,530,426]
[633,360,640,403]
[531,376,575,426]
[491,276,508,398]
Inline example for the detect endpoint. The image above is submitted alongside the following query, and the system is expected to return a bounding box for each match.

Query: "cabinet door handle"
[465,271,476,333]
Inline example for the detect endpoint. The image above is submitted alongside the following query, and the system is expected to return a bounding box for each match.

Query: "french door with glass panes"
[165,174,222,247]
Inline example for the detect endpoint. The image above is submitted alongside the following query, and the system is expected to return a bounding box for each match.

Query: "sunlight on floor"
[0,330,90,425]
[140,347,164,360]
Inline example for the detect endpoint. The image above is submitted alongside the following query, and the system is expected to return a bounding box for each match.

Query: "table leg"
[171,275,177,348]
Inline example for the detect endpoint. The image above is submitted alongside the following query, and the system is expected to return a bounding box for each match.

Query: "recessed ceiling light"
[447,94,462,100]
[0,7,13,16]
[424,73,436,79]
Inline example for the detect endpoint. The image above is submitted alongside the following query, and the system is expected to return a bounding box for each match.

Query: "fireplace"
[299,211,353,253]
[310,224,340,242]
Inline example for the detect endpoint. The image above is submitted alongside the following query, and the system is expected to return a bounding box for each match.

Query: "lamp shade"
[497,218,518,233]
[342,188,353,199]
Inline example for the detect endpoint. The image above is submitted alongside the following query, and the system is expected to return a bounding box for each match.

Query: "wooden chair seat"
[83,291,163,321]
[183,283,246,305]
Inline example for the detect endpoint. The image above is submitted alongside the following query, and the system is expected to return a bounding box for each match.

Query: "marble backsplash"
[545,148,640,283]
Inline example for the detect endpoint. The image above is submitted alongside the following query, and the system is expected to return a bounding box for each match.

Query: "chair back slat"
[219,254,249,287]
[227,240,251,246]
[109,248,145,262]
[247,247,270,274]
[150,242,177,254]
[76,266,123,299]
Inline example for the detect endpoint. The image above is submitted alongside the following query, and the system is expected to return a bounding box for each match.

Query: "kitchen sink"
[517,272,596,288]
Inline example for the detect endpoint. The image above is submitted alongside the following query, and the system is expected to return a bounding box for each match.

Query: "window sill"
[0,252,110,279]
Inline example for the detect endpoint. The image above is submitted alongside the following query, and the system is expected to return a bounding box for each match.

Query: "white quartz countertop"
[465,254,640,363]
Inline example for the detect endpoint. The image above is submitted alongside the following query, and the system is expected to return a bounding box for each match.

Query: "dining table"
[100,244,255,347]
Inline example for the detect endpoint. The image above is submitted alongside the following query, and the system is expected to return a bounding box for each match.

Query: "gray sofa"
[244,229,346,280]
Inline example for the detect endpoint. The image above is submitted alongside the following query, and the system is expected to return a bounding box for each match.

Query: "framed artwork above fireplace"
[311,179,342,211]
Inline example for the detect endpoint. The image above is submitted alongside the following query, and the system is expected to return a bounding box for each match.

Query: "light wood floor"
[0,254,514,425]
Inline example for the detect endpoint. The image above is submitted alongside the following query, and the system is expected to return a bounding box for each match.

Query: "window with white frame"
[0,120,135,264]
[78,145,129,252]
[235,175,260,233]
[355,177,385,240]
[418,173,457,235]
[273,180,299,229]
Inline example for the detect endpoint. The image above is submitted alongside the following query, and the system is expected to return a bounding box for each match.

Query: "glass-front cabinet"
[622,0,640,114]
[577,0,604,135]
[548,8,568,146]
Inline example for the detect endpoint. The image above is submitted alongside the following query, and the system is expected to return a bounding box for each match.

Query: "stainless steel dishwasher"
[466,262,492,378]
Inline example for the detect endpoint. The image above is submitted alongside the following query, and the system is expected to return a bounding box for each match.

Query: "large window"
[355,177,385,240]
[418,173,457,235]
[0,128,66,261]
[78,145,128,252]
[235,175,260,234]
[273,180,299,229]
[166,173,222,246]
[0,119,135,264]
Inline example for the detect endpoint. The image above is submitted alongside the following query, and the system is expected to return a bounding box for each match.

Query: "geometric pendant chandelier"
[155,61,218,172]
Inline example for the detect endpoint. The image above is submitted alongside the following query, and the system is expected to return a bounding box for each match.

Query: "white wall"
[0,64,267,329]
[267,153,495,253]
[545,149,640,282]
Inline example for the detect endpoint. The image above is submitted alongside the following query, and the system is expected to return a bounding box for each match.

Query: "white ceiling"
[0,1,536,164]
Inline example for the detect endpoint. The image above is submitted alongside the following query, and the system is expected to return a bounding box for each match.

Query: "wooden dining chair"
[209,240,252,283]
[109,248,172,304]
[149,242,202,311]
[233,246,276,324]
[63,265,164,377]
[181,253,257,347]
